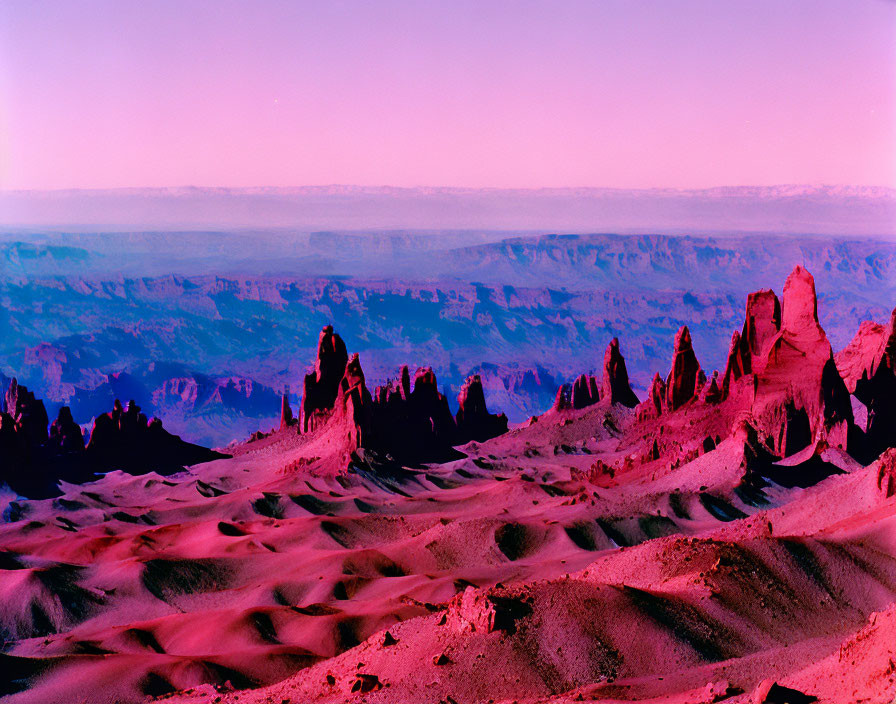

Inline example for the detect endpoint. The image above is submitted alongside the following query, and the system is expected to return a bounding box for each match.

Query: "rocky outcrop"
[741,289,781,371]
[86,399,227,474]
[455,375,508,443]
[753,266,854,457]
[0,379,225,498]
[301,325,349,432]
[571,374,600,409]
[553,338,639,412]
[4,378,49,448]
[636,373,666,421]
[665,326,702,411]
[330,353,374,456]
[780,265,818,333]
[722,331,747,393]
[601,338,639,407]
[722,291,781,396]
[369,365,467,463]
[49,406,84,452]
[553,384,572,412]
[295,327,508,466]
[702,371,722,404]
[850,307,896,460]
[279,393,294,430]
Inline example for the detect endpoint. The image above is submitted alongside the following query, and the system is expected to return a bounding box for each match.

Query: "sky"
[1,0,894,190]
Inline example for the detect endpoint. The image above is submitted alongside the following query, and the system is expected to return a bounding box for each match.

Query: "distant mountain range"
[2,184,894,233]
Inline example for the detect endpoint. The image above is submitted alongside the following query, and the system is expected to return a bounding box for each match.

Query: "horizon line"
[3,183,896,196]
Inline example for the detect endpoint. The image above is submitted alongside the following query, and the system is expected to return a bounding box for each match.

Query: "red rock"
[722,331,747,393]
[411,368,456,440]
[665,326,702,410]
[4,378,49,447]
[87,398,226,475]
[553,384,572,411]
[455,375,508,443]
[49,406,84,452]
[601,338,639,407]
[753,267,854,458]
[279,393,294,430]
[571,373,599,409]
[876,448,896,499]
[702,371,722,404]
[781,265,818,333]
[636,373,666,420]
[301,325,349,433]
[722,290,781,395]
[846,307,896,461]
[335,353,373,452]
[742,289,781,372]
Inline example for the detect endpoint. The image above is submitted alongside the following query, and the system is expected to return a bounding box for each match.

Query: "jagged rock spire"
[781,265,818,334]
[456,375,508,443]
[666,326,701,410]
[601,338,639,407]
[301,325,349,432]
[280,392,293,430]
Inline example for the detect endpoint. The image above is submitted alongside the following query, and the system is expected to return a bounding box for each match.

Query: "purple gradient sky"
[1,0,894,190]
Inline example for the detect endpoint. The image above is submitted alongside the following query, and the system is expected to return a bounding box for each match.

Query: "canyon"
[0,261,894,703]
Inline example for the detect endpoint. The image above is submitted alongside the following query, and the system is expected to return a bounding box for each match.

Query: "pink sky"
[1,0,894,190]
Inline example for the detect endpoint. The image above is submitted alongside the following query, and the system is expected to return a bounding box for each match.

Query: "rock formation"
[553,384,572,412]
[49,406,84,452]
[570,373,600,409]
[455,375,509,443]
[753,266,854,456]
[636,373,666,421]
[722,290,782,395]
[86,399,227,475]
[0,379,226,498]
[4,378,49,448]
[702,371,722,404]
[722,331,747,393]
[665,326,702,410]
[295,328,508,466]
[279,392,294,430]
[553,338,639,412]
[601,338,639,407]
[301,325,349,432]
[846,307,896,460]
